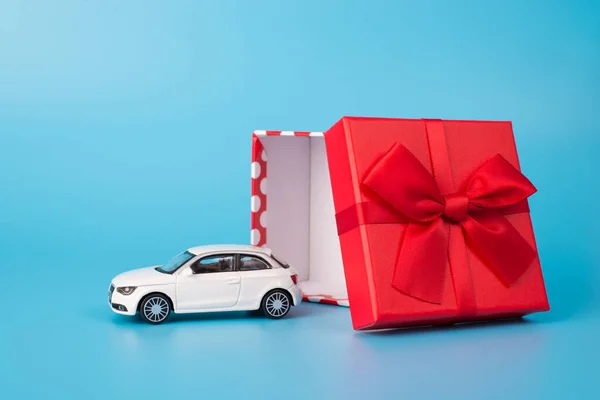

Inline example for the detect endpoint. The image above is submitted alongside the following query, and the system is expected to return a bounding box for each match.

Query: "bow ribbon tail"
[392,219,449,304]
[462,211,537,286]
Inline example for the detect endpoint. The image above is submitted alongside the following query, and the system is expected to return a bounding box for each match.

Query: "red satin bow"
[362,143,538,305]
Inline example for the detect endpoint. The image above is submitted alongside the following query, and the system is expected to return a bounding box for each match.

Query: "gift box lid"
[322,117,549,330]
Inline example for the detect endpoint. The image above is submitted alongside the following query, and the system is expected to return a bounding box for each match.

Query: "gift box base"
[251,130,349,306]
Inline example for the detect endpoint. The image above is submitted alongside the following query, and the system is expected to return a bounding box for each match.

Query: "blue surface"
[1,1,599,399]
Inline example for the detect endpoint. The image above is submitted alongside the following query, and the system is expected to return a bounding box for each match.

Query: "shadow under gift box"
[250,118,550,330]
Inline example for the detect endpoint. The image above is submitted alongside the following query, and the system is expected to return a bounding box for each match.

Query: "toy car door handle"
[228,278,241,285]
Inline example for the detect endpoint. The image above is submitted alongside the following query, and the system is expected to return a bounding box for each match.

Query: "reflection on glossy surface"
[1,252,599,399]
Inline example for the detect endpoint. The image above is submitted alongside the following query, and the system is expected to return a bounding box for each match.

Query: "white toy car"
[108,245,302,324]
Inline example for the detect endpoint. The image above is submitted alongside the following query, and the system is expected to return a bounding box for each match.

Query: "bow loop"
[362,143,444,222]
[464,154,537,210]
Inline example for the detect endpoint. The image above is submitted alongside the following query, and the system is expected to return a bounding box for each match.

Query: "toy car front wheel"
[261,290,291,319]
[140,294,171,324]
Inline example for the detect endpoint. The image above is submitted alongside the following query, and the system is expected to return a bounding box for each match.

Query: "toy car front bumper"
[108,286,139,316]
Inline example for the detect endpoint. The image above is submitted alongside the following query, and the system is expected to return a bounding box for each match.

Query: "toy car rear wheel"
[261,290,291,319]
[140,294,171,324]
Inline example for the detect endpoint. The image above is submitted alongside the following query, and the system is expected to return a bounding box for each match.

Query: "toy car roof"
[187,244,272,256]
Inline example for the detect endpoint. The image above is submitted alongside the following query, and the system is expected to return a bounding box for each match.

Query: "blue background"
[1,1,599,398]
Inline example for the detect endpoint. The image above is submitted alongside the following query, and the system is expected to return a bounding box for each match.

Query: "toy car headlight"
[116,286,137,295]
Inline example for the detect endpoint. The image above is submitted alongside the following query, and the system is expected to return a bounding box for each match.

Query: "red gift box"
[250,118,550,330]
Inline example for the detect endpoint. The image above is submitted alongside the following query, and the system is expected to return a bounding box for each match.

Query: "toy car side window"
[238,255,271,271]
[190,255,234,274]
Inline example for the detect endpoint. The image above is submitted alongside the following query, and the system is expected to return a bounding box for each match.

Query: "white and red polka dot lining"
[250,130,348,307]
